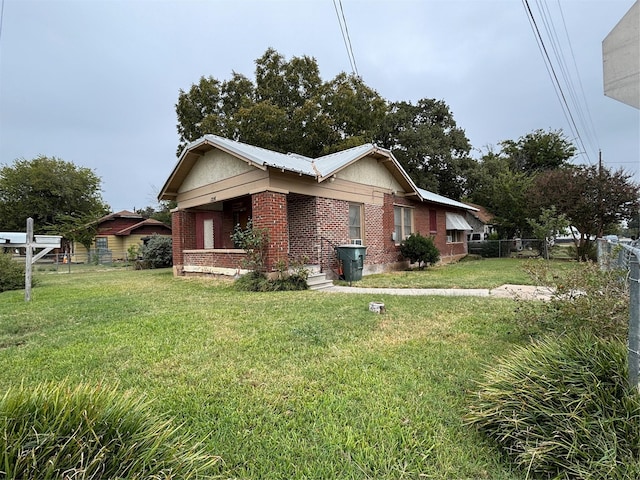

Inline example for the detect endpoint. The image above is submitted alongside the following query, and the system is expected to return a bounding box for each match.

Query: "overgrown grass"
[1,381,219,479]
[352,257,577,289]
[0,267,530,478]
[467,333,640,479]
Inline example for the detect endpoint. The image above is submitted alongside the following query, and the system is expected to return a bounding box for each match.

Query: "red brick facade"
[171,190,467,277]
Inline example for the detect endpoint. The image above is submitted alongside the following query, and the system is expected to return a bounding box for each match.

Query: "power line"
[332,0,359,77]
[522,0,593,165]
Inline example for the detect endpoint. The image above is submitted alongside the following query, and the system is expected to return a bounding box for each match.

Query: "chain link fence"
[597,237,640,390]
[8,250,141,273]
[467,238,575,260]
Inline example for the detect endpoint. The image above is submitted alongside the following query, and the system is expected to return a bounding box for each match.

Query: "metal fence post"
[629,253,640,392]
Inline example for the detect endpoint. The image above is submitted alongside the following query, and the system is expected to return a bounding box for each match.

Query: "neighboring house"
[464,202,496,241]
[158,135,476,278]
[72,210,172,262]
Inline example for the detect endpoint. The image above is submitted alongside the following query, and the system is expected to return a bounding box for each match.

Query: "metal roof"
[417,188,477,211]
[161,135,477,212]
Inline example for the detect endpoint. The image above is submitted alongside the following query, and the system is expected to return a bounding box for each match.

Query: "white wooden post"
[25,218,33,302]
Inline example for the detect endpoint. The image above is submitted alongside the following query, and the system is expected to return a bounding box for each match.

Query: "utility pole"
[598,150,604,239]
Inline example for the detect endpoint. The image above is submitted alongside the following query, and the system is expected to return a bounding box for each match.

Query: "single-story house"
[464,202,496,241]
[158,134,476,278]
[72,210,172,262]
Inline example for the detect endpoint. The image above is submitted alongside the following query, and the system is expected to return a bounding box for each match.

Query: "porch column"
[251,191,289,272]
[171,209,196,276]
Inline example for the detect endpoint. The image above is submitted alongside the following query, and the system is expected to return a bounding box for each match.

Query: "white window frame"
[349,203,363,241]
[394,205,414,244]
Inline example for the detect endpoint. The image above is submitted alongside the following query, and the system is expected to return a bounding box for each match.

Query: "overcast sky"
[1,0,638,213]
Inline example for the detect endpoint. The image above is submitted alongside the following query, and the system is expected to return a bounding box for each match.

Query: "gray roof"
[417,188,477,211]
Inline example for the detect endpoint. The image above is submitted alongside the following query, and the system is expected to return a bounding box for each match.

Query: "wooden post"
[25,218,33,302]
[629,253,640,391]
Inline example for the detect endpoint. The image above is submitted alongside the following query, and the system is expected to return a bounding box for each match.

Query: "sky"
[0,0,638,213]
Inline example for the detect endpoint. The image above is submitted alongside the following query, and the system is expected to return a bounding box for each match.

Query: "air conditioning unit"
[446,235,452,243]
[350,239,363,245]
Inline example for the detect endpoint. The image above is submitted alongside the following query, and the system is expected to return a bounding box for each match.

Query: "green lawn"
[0,266,536,479]
[351,257,576,289]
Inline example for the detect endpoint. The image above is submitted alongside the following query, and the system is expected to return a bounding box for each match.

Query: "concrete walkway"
[326,283,555,301]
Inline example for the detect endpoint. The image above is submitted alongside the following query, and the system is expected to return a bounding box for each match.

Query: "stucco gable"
[336,155,404,192]
[179,149,255,193]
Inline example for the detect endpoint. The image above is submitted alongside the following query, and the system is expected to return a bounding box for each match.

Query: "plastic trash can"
[336,245,367,283]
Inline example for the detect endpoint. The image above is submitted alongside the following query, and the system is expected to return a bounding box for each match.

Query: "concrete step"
[307,272,334,291]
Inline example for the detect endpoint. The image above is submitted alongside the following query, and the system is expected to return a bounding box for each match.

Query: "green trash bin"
[336,245,367,283]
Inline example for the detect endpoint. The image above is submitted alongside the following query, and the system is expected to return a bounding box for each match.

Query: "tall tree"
[0,156,109,233]
[376,98,472,199]
[531,165,639,260]
[500,128,575,174]
[176,49,472,195]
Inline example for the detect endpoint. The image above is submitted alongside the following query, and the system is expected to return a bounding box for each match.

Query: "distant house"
[158,135,476,278]
[464,203,496,241]
[72,210,172,262]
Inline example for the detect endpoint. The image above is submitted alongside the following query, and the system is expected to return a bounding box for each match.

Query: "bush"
[467,333,640,480]
[139,235,173,269]
[0,381,220,479]
[399,233,440,269]
[0,252,25,292]
[519,259,629,339]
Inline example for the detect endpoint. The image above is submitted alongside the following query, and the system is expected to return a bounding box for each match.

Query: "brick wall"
[171,209,196,272]
[183,250,246,269]
[251,191,289,271]
[288,193,318,262]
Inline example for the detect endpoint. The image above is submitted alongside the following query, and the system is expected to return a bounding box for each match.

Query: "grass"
[0,265,538,479]
[350,257,577,289]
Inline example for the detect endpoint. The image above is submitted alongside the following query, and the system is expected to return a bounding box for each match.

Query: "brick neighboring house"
[72,210,172,262]
[158,135,476,278]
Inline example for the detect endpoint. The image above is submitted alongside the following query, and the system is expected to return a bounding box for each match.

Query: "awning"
[445,212,473,230]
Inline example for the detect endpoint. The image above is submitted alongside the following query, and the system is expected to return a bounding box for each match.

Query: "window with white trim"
[446,230,463,243]
[349,203,363,241]
[394,205,413,243]
[95,237,108,251]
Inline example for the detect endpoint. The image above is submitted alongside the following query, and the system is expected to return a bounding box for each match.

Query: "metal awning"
[445,212,473,230]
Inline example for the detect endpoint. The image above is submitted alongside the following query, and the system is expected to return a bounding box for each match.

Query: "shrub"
[518,259,629,339]
[231,219,269,272]
[0,381,220,479]
[0,252,25,292]
[467,333,640,479]
[399,233,440,269]
[139,235,173,269]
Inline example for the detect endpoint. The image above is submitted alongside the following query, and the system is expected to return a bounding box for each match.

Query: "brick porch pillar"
[251,191,289,272]
[171,209,196,276]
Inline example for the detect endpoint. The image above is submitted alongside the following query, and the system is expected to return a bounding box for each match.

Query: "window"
[394,206,413,243]
[349,203,363,241]
[429,209,437,233]
[446,230,463,243]
[95,237,108,251]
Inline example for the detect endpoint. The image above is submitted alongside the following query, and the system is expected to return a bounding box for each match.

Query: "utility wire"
[522,0,592,164]
[333,0,359,77]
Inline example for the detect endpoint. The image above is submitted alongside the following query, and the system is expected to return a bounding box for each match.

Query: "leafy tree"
[376,99,472,199]
[178,49,464,167]
[531,165,640,260]
[526,206,569,259]
[0,156,109,233]
[467,150,534,238]
[467,130,576,237]
[500,128,576,174]
[135,200,176,225]
[399,233,440,269]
